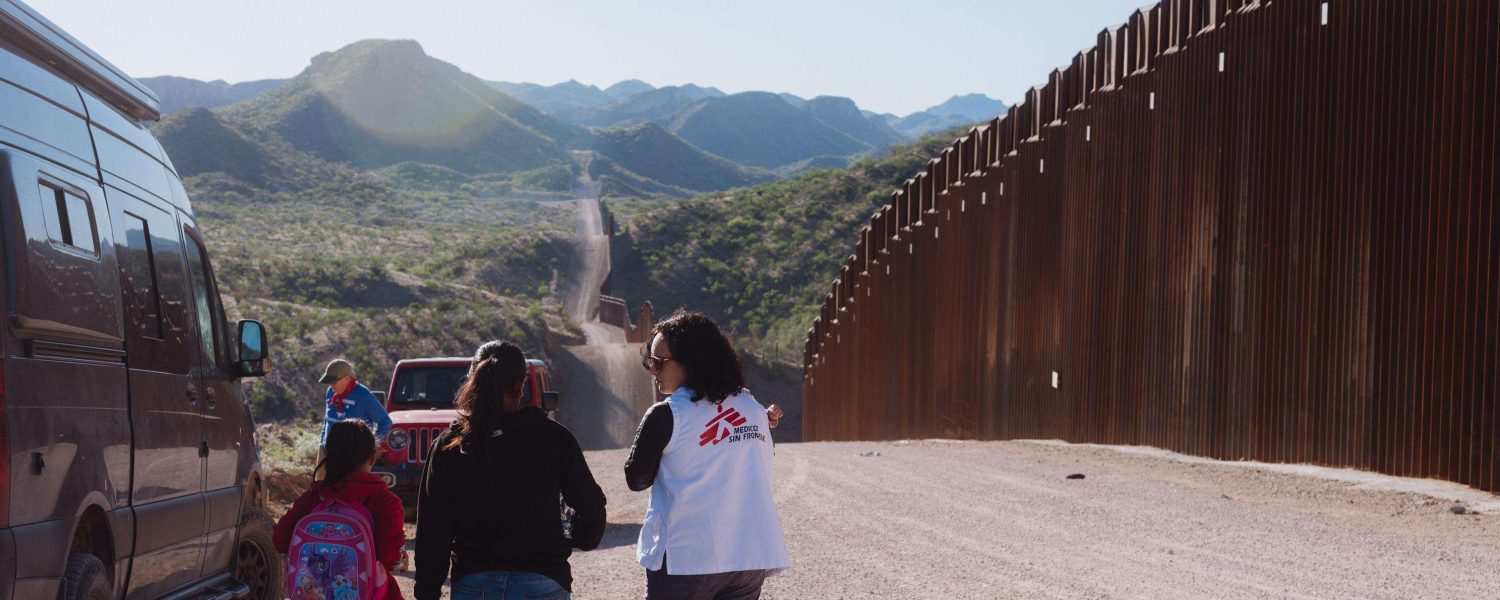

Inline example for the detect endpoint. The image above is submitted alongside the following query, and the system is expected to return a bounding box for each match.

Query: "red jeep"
[373,357,559,515]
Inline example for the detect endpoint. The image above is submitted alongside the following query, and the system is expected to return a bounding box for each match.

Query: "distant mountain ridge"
[151,40,767,197]
[482,81,919,171]
[801,96,905,148]
[145,48,1006,192]
[665,92,869,170]
[492,79,1006,137]
[892,93,1009,137]
[142,76,287,115]
[566,84,725,127]
[590,121,773,193]
[489,79,612,116]
[603,79,653,99]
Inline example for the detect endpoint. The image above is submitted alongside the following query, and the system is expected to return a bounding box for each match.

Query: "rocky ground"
[378,439,1500,599]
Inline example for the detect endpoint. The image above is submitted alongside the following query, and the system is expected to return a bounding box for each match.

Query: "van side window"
[119,213,164,338]
[38,180,99,254]
[184,233,224,369]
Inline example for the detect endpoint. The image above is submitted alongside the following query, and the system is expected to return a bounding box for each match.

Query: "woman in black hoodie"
[415,341,606,600]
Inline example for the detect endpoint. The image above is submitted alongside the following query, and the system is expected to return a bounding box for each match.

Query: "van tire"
[60,553,111,600]
[234,510,284,600]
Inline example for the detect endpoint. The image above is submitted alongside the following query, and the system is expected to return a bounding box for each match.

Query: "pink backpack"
[285,497,388,600]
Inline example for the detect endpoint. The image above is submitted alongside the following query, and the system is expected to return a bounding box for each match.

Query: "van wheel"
[60,553,110,600]
[234,510,285,600]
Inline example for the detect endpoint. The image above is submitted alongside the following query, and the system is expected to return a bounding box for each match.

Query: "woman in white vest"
[624,310,793,599]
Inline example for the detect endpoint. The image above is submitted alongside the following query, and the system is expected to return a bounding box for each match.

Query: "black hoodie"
[414,407,606,599]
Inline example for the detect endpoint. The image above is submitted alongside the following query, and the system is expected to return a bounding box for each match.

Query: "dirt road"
[393,440,1500,598]
[572,440,1498,599]
[553,197,656,449]
[563,198,617,345]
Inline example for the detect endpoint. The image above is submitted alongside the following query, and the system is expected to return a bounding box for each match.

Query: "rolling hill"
[151,43,768,199]
[222,39,579,175]
[572,84,726,127]
[802,96,905,148]
[142,76,286,116]
[607,130,965,361]
[590,121,773,193]
[488,79,612,116]
[892,93,1009,137]
[145,42,1007,199]
[667,91,872,170]
[603,79,654,99]
[153,107,342,191]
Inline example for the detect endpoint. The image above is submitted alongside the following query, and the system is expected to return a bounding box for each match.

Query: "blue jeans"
[451,571,570,600]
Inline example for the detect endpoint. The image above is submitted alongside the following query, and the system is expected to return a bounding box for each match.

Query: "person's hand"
[766,404,783,429]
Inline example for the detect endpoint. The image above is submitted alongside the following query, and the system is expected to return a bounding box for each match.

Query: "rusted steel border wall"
[802,0,1500,493]
[599,296,655,343]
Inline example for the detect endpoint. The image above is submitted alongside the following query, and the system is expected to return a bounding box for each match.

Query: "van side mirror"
[372,391,387,408]
[541,391,561,411]
[236,320,269,377]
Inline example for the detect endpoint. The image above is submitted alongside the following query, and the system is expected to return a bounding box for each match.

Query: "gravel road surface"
[395,439,1500,599]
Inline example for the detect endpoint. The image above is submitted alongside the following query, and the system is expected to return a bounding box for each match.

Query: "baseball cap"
[319,359,354,384]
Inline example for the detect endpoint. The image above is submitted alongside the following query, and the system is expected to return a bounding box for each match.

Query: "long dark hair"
[651,309,743,403]
[317,419,377,488]
[445,340,529,450]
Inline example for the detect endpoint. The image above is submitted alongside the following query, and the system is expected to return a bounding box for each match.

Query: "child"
[275,419,406,600]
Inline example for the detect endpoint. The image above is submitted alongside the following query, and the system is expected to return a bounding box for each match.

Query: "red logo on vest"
[700,405,747,446]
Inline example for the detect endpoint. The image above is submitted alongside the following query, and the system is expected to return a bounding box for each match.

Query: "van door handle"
[186,387,199,406]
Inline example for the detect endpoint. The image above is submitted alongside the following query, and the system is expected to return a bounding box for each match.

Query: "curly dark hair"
[649,309,743,403]
[444,340,529,450]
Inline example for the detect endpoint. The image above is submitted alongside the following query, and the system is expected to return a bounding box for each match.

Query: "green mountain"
[893,94,1007,137]
[470,78,920,171]
[802,96,905,148]
[926,93,1008,121]
[585,154,695,199]
[666,91,870,169]
[154,108,344,190]
[143,76,286,116]
[488,81,724,128]
[223,40,579,175]
[488,79,612,115]
[607,130,963,360]
[603,79,655,99]
[154,42,772,199]
[591,121,773,193]
[774,155,851,177]
[575,84,726,127]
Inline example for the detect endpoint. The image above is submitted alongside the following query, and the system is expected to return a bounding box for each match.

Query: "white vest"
[636,387,793,575]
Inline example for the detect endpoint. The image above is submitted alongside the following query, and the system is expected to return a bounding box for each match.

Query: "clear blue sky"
[28,0,1151,116]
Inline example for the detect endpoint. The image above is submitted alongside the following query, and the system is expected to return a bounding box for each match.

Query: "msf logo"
[699,405,747,446]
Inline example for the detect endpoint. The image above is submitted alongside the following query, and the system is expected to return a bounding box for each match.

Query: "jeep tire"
[60,553,110,600]
[234,509,285,600]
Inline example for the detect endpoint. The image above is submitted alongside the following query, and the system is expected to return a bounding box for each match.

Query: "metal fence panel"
[803,0,1500,493]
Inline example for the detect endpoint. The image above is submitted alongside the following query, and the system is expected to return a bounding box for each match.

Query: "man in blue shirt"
[317,359,393,475]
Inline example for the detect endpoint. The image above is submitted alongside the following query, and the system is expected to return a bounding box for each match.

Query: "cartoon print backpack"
[286,497,387,600]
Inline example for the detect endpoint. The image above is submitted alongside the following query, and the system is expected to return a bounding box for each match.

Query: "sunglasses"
[640,350,674,373]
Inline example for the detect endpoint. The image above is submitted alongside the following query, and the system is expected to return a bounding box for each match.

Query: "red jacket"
[274,471,406,600]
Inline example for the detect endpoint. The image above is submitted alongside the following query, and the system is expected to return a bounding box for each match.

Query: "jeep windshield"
[390,366,468,406]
